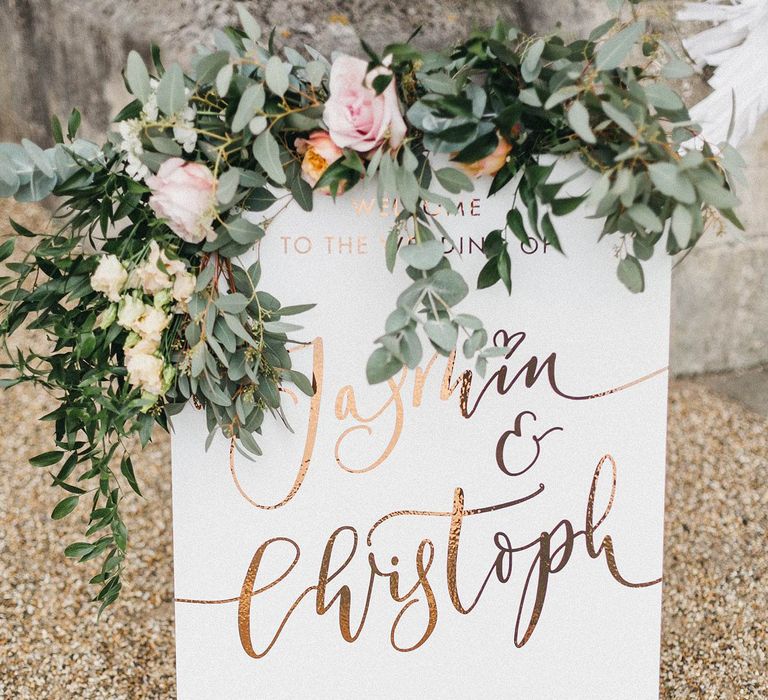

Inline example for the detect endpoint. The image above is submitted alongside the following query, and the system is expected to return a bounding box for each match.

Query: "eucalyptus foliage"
[0,6,742,611]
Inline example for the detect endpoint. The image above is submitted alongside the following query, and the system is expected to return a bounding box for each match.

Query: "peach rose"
[459,135,512,178]
[295,131,343,186]
[147,158,216,244]
[323,55,407,153]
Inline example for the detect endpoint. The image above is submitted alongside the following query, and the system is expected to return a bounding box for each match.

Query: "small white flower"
[117,118,150,181]
[91,255,128,302]
[141,93,159,122]
[173,106,198,153]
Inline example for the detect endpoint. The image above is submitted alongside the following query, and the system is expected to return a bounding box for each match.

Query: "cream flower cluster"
[90,242,196,400]
[117,80,198,182]
[117,119,150,182]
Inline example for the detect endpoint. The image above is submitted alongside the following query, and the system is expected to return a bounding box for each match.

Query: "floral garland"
[0,7,744,611]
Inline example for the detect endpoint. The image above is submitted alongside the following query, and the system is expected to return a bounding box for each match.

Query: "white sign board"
[171,160,671,699]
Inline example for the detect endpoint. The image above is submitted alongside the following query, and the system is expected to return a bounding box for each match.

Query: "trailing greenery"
[0,5,743,611]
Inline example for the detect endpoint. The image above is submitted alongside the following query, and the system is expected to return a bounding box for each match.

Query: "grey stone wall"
[670,117,768,374]
[0,0,765,374]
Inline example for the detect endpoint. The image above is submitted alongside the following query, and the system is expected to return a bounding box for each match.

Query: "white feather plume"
[678,0,768,145]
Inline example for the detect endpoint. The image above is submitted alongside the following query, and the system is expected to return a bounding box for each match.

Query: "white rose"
[117,296,146,332]
[133,307,170,342]
[137,241,172,295]
[126,352,164,395]
[91,255,128,302]
[172,270,196,305]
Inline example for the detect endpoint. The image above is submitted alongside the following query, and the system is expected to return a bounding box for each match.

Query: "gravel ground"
[0,201,766,698]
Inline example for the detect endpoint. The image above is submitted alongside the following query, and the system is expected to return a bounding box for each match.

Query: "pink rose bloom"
[147,158,216,244]
[458,134,513,178]
[295,131,343,186]
[323,55,407,153]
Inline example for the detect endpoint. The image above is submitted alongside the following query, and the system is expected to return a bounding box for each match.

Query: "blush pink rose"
[295,131,343,186]
[147,158,216,244]
[323,55,407,153]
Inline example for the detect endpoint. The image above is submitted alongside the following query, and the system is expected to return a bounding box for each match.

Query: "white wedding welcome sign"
[171,161,671,699]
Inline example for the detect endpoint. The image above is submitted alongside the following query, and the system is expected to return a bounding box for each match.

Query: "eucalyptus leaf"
[395,166,420,212]
[232,84,266,133]
[15,169,56,202]
[305,61,326,87]
[215,292,250,313]
[544,85,581,110]
[617,255,645,293]
[237,5,262,40]
[216,63,234,97]
[648,163,696,204]
[195,51,231,85]
[567,101,596,144]
[0,155,20,197]
[217,168,240,204]
[225,216,264,245]
[595,20,646,71]
[521,38,545,82]
[671,204,693,247]
[264,320,302,333]
[601,101,638,137]
[249,116,268,135]
[424,320,458,352]
[366,347,402,384]
[265,56,290,96]
[429,269,469,306]
[156,63,186,115]
[434,167,473,194]
[644,84,684,111]
[662,58,694,79]
[627,203,663,233]
[400,240,444,270]
[22,139,54,178]
[253,130,286,185]
[126,51,151,103]
[385,228,399,273]
[284,369,314,397]
[695,178,739,209]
